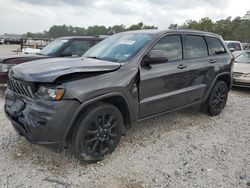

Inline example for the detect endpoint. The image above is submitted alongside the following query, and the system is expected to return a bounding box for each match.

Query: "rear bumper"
[0,72,8,84]
[4,88,81,147]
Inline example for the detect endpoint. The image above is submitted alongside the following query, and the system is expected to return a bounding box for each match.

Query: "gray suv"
[4,30,234,162]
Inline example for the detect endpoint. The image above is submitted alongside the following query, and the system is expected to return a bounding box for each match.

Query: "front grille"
[8,77,35,98]
[233,72,244,78]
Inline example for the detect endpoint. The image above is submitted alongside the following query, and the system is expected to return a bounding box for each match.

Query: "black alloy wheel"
[208,81,228,116]
[84,113,119,156]
[71,103,123,162]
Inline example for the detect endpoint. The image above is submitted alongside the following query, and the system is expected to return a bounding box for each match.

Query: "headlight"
[37,86,65,101]
[0,63,15,72]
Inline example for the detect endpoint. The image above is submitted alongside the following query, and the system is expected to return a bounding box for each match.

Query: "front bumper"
[0,72,8,84]
[4,88,80,147]
[233,77,250,88]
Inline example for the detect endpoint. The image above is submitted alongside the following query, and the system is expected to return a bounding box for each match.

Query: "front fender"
[60,92,138,145]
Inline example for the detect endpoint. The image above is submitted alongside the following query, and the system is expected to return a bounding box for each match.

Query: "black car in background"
[0,36,106,84]
[5,30,233,162]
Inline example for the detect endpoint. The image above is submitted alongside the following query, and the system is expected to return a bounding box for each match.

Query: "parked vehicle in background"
[4,30,233,162]
[225,40,244,57]
[0,36,106,84]
[242,43,250,50]
[4,37,27,45]
[233,51,250,87]
[22,38,53,52]
[0,38,4,45]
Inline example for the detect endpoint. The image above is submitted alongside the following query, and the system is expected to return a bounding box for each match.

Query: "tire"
[206,81,228,116]
[71,103,124,162]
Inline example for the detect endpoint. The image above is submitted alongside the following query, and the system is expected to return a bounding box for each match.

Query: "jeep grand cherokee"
[4,30,234,162]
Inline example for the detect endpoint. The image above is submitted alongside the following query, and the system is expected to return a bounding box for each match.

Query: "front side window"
[62,40,91,56]
[206,37,226,55]
[84,33,153,62]
[151,35,183,61]
[186,35,208,59]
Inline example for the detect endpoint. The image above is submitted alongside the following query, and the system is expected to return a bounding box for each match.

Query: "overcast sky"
[0,0,249,34]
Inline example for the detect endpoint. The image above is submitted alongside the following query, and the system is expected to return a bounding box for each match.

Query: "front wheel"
[71,103,124,162]
[207,81,229,116]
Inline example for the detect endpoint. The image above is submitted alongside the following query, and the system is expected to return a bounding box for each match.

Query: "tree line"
[26,22,157,38]
[25,16,250,42]
[169,17,250,42]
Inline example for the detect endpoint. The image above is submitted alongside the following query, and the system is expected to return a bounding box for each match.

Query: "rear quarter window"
[206,37,226,55]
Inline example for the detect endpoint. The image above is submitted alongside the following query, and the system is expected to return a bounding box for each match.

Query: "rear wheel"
[206,81,228,116]
[71,103,123,162]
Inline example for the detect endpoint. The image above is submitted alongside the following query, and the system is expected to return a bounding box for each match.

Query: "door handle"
[209,59,217,64]
[177,64,187,69]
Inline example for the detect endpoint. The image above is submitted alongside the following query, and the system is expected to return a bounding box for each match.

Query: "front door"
[139,34,190,118]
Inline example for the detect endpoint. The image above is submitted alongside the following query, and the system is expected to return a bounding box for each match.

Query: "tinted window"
[186,35,208,59]
[206,37,226,55]
[152,35,182,61]
[62,40,91,56]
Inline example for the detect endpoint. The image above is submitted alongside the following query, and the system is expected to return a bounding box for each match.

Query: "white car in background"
[225,40,244,57]
[233,51,250,88]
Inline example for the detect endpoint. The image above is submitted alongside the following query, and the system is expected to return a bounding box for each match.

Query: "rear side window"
[206,37,226,55]
[152,35,183,61]
[227,42,242,51]
[186,35,208,59]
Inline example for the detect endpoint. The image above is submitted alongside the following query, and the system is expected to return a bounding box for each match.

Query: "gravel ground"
[0,88,249,188]
[0,44,20,56]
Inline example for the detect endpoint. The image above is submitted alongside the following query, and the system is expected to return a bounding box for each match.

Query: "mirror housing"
[143,50,168,65]
[229,48,235,52]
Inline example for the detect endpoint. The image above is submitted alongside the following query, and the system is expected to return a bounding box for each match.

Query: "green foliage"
[25,22,157,38]
[169,16,250,42]
[23,14,250,43]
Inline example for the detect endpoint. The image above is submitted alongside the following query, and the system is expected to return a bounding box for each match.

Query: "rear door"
[183,35,226,104]
[139,34,190,118]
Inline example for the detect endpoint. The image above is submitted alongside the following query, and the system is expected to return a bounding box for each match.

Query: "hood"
[234,63,250,74]
[0,54,49,64]
[0,54,47,64]
[12,57,121,83]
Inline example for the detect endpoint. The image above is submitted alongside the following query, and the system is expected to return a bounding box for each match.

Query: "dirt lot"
[0,88,249,188]
[0,44,20,56]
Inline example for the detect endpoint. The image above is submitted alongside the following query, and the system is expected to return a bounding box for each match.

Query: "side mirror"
[229,48,235,52]
[143,50,168,65]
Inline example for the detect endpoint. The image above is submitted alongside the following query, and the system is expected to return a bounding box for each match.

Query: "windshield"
[83,33,153,62]
[236,52,250,63]
[39,39,69,56]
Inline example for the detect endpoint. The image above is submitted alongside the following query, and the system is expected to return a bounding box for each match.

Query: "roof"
[225,40,242,43]
[57,36,108,40]
[119,29,221,37]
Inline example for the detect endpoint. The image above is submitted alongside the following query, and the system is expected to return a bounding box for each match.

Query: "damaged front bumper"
[4,88,80,147]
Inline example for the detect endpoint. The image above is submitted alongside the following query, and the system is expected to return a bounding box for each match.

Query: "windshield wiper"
[36,52,44,56]
[86,56,102,60]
